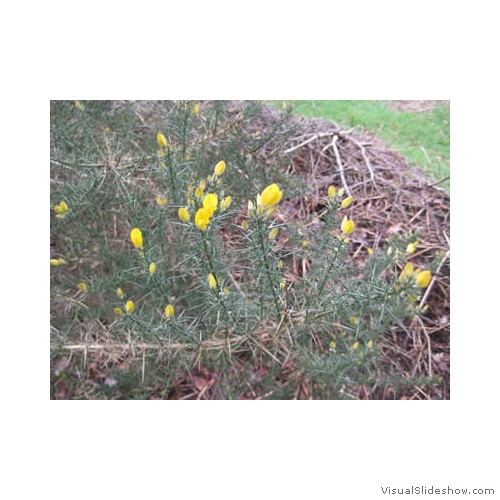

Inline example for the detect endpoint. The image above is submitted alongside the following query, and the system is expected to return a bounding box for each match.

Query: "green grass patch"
[271,101,450,184]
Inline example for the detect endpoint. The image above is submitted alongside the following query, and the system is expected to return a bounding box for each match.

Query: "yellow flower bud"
[280,281,286,289]
[208,273,217,289]
[125,300,135,313]
[337,188,345,198]
[341,216,355,235]
[114,307,123,315]
[328,185,336,198]
[302,240,310,248]
[223,287,230,296]
[157,132,168,148]
[247,200,255,216]
[341,196,354,209]
[214,160,226,176]
[260,183,283,207]
[54,200,69,215]
[192,103,200,116]
[220,195,232,211]
[349,316,358,325]
[367,248,374,255]
[416,270,432,288]
[277,260,284,268]
[50,258,67,267]
[406,242,417,254]
[199,179,207,190]
[78,282,87,291]
[329,340,336,349]
[404,262,414,277]
[242,220,249,231]
[75,100,85,111]
[165,304,175,317]
[195,187,204,199]
[155,195,168,207]
[130,228,143,249]
[149,262,156,275]
[178,207,190,222]
[269,227,279,240]
[117,287,124,299]
[351,341,360,350]
[367,340,374,349]
[265,207,275,218]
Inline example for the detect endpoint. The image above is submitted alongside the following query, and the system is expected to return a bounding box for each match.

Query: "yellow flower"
[202,193,218,215]
[78,282,87,291]
[50,258,67,266]
[178,207,190,222]
[54,201,69,219]
[341,196,354,209]
[208,273,217,289]
[351,341,360,350]
[329,340,336,349]
[367,248,374,255]
[192,103,200,116]
[195,207,212,231]
[269,227,279,240]
[130,228,143,249]
[54,200,68,214]
[349,316,358,325]
[75,100,85,111]
[341,216,355,235]
[328,186,336,198]
[155,195,168,207]
[116,288,124,299]
[114,307,123,315]
[406,242,417,254]
[242,220,249,231]
[416,270,432,288]
[125,300,135,313]
[165,304,175,317]
[280,281,286,289]
[157,132,168,148]
[260,183,283,207]
[149,262,156,275]
[220,195,232,211]
[214,160,226,176]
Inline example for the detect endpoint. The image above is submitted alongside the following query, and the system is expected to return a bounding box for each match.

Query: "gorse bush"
[50,100,440,399]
